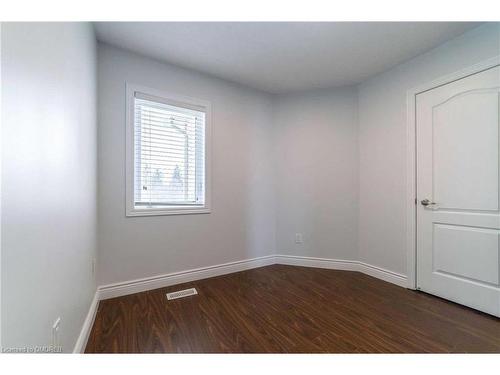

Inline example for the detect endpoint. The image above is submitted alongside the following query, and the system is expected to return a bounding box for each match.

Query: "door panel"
[433,224,499,285]
[416,65,500,317]
[433,90,499,211]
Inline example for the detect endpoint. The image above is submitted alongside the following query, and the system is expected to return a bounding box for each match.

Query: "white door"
[416,65,500,317]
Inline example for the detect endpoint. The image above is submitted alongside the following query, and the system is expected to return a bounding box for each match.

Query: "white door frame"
[405,55,500,290]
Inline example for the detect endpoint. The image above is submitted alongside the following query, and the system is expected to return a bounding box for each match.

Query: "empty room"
[1,2,500,370]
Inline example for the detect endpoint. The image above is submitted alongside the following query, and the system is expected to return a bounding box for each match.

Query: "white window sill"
[126,206,211,217]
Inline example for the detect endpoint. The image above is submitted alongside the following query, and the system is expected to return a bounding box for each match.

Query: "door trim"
[405,56,500,290]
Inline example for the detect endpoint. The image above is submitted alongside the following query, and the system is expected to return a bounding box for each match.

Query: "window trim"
[125,83,212,217]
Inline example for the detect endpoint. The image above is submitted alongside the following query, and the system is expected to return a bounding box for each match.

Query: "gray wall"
[1,23,97,352]
[358,23,500,274]
[272,89,359,260]
[97,44,276,286]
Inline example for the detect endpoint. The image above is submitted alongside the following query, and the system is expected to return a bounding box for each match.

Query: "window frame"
[125,83,212,217]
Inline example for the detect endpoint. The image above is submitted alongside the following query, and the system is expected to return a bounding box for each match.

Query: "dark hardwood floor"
[85,265,500,353]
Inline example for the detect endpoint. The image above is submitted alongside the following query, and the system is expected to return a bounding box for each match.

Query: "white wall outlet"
[295,233,303,244]
[52,317,61,348]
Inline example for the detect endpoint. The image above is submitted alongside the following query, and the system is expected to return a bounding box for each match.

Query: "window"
[126,85,211,216]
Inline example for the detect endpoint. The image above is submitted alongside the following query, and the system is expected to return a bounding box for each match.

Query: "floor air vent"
[166,288,198,300]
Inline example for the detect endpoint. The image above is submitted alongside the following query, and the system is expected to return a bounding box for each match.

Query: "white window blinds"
[133,93,206,208]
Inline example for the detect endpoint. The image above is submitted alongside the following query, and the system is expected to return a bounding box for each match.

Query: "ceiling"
[94,22,481,94]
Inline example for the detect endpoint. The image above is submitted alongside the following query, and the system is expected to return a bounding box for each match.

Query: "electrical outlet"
[295,233,303,244]
[52,317,61,348]
[91,258,96,275]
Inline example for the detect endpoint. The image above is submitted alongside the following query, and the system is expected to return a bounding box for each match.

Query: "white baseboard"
[356,261,407,288]
[274,255,407,288]
[73,290,100,353]
[97,254,407,302]
[274,255,358,271]
[98,255,276,300]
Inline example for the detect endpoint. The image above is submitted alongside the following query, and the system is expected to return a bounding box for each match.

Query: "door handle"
[420,199,437,207]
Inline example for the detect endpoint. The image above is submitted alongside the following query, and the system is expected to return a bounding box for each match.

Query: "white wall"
[272,89,359,260]
[1,23,97,352]
[358,23,500,275]
[97,44,276,286]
